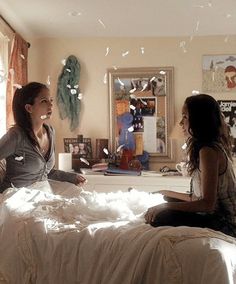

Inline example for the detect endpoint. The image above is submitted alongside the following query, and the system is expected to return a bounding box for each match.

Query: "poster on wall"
[218,100,236,156]
[202,55,236,92]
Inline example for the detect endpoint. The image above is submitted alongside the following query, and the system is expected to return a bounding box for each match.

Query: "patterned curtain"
[6,33,28,128]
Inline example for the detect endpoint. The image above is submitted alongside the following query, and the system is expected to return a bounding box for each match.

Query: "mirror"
[108,67,175,163]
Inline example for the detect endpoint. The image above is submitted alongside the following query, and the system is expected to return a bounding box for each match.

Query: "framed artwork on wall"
[202,55,236,92]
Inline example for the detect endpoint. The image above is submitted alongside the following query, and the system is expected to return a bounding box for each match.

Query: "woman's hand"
[144,203,167,224]
[75,174,87,186]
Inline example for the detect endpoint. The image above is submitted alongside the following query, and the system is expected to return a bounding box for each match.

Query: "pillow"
[0,159,6,183]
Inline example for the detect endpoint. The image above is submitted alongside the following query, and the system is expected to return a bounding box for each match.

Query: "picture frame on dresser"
[107,67,175,163]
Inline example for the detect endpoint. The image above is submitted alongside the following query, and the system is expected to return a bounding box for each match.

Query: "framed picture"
[218,100,236,156]
[63,137,93,159]
[202,55,236,92]
[108,67,175,163]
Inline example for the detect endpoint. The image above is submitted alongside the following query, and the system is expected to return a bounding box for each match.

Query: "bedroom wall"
[27,36,236,170]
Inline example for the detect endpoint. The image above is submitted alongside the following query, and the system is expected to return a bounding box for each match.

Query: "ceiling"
[0,0,236,39]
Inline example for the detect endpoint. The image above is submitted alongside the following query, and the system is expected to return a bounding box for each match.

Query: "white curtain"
[0,32,8,138]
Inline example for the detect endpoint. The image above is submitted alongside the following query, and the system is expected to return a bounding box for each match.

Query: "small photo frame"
[63,137,93,159]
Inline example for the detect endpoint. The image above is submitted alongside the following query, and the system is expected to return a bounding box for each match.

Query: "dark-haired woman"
[145,94,236,237]
[0,82,86,193]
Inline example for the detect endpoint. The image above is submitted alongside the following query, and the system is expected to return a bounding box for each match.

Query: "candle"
[58,153,72,171]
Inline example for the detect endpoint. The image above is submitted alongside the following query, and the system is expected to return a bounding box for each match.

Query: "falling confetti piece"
[98,19,106,29]
[68,11,81,17]
[80,157,90,165]
[129,88,136,93]
[9,68,14,76]
[140,98,147,105]
[212,72,215,81]
[15,156,24,161]
[78,93,83,100]
[74,84,79,88]
[224,36,229,42]
[141,83,148,92]
[66,68,71,73]
[189,35,194,41]
[130,105,136,110]
[61,59,66,65]
[128,126,134,132]
[67,84,71,89]
[103,73,107,84]
[207,1,212,7]
[192,90,200,95]
[40,114,48,120]
[159,71,166,75]
[150,77,156,82]
[46,75,50,85]
[103,148,109,155]
[105,47,110,56]
[195,20,200,32]
[226,14,232,18]
[130,94,137,99]
[122,51,129,57]
[140,47,145,54]
[118,77,124,86]
[182,143,187,150]
[113,66,118,70]
[13,83,22,89]
[20,54,25,60]
[70,89,77,95]
[116,144,125,152]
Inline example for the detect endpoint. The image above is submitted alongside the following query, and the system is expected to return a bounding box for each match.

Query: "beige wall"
[27,36,236,170]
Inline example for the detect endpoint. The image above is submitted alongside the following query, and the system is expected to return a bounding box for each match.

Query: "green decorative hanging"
[56,55,81,131]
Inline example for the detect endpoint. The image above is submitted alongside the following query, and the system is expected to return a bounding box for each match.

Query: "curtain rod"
[0,15,31,48]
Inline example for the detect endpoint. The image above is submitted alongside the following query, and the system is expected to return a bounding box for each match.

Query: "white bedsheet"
[0,181,236,284]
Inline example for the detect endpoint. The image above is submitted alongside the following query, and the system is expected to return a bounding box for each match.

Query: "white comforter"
[0,181,236,284]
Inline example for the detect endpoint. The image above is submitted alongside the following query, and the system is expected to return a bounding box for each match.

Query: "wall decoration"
[57,55,82,131]
[218,100,236,156]
[202,55,236,92]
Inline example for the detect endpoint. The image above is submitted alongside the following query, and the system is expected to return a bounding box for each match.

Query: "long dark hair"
[184,94,232,174]
[12,82,48,147]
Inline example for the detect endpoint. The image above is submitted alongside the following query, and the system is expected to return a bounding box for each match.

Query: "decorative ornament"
[56,55,82,131]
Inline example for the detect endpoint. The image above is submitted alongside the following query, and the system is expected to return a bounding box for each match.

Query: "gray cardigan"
[0,124,77,192]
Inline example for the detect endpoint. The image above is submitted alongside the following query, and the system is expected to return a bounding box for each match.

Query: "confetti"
[192,90,200,95]
[150,77,156,82]
[207,1,212,7]
[70,89,77,95]
[15,156,24,161]
[159,71,166,75]
[141,83,148,92]
[113,66,118,70]
[78,93,83,100]
[66,68,71,73]
[61,59,66,65]
[98,19,106,29]
[13,83,22,89]
[20,54,25,60]
[195,20,200,32]
[103,148,109,155]
[46,75,50,85]
[117,77,124,86]
[105,47,110,56]
[226,14,232,18]
[116,144,125,152]
[128,126,134,132]
[122,51,129,57]
[130,94,137,99]
[74,85,79,88]
[80,157,90,165]
[224,36,229,43]
[212,71,215,81]
[68,11,81,17]
[103,73,107,84]
[140,98,147,105]
[193,5,204,8]
[129,88,136,94]
[140,47,145,54]
[67,84,71,88]
[9,68,14,76]
[40,114,48,120]
[130,105,136,110]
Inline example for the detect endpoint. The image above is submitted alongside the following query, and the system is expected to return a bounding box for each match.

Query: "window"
[0,32,8,138]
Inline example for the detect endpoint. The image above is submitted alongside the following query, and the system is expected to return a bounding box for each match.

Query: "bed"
[0,180,236,284]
